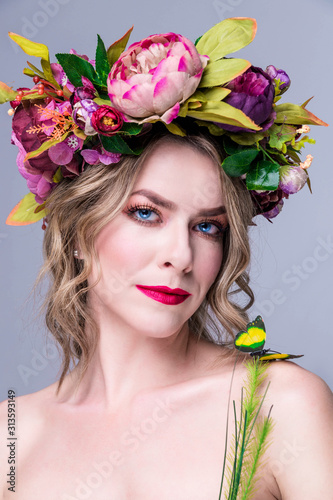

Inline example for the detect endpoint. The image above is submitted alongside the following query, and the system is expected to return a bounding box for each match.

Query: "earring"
[73,250,79,258]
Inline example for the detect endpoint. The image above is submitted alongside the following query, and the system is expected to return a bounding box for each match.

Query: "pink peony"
[107,32,208,124]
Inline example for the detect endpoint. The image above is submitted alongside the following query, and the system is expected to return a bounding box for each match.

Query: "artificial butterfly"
[234,316,303,361]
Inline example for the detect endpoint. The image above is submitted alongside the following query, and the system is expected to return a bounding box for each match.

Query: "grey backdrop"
[1,0,332,400]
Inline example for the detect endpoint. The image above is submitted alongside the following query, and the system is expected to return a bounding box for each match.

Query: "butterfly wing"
[258,352,304,361]
[234,316,266,353]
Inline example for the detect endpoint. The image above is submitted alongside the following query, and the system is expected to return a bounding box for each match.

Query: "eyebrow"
[130,189,227,217]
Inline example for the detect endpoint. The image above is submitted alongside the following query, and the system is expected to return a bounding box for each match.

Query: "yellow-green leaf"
[0,81,17,104]
[73,128,87,140]
[197,87,231,102]
[94,97,112,106]
[164,122,186,136]
[6,192,46,226]
[199,58,251,88]
[274,103,328,126]
[23,68,35,77]
[9,32,49,60]
[9,32,59,88]
[187,101,261,131]
[25,133,69,161]
[196,120,226,136]
[41,59,59,88]
[196,18,257,61]
[53,167,63,183]
[107,26,133,67]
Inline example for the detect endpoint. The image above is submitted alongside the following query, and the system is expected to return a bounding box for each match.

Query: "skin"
[0,142,332,499]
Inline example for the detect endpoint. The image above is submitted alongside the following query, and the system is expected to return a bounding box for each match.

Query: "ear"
[73,240,84,260]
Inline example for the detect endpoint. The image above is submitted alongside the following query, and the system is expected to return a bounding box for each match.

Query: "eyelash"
[124,203,228,240]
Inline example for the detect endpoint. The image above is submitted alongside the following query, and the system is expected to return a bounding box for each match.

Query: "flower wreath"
[0,17,327,227]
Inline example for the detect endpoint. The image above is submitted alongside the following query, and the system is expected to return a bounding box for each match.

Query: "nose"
[158,219,193,274]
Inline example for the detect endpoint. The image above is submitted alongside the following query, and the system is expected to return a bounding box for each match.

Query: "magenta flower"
[217,66,275,133]
[107,32,208,124]
[81,147,121,165]
[48,135,84,166]
[91,105,123,136]
[11,130,56,204]
[11,102,85,203]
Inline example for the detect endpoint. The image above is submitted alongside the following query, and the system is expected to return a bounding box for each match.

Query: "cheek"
[96,228,153,282]
[196,244,223,285]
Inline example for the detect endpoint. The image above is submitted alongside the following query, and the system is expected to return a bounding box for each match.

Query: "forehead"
[133,141,224,209]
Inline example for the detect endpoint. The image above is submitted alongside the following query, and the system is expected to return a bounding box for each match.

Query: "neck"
[58,305,201,411]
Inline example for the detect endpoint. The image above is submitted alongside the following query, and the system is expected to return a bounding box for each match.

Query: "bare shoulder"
[264,360,333,412]
[260,361,333,500]
[0,383,59,453]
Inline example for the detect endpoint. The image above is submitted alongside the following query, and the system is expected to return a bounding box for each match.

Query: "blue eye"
[137,208,153,220]
[125,203,226,239]
[198,222,215,234]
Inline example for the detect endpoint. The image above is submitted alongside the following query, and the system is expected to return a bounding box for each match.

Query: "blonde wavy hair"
[38,130,255,391]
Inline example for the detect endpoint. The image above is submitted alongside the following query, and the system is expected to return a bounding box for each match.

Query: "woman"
[1,18,332,499]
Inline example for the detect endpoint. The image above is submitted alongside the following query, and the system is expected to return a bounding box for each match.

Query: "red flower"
[91,105,123,136]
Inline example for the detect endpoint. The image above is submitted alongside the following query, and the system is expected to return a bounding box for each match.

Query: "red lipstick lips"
[136,285,191,305]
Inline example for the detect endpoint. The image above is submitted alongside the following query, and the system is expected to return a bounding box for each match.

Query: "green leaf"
[120,122,143,135]
[107,26,133,67]
[221,149,260,177]
[196,18,257,61]
[268,123,297,151]
[55,53,98,88]
[246,160,280,190]
[274,103,328,126]
[6,192,46,226]
[0,81,17,104]
[187,101,261,131]
[199,58,251,88]
[96,35,111,83]
[223,136,244,155]
[100,133,141,155]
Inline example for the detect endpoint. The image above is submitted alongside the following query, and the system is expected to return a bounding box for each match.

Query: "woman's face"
[88,141,228,338]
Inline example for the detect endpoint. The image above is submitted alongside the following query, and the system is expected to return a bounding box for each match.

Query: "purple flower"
[81,147,122,165]
[263,199,284,219]
[217,66,275,133]
[266,65,291,94]
[279,165,308,195]
[73,99,99,135]
[251,188,288,218]
[71,78,97,105]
